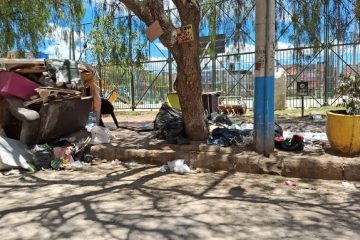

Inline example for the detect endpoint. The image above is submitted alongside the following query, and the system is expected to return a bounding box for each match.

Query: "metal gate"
[89,0,360,110]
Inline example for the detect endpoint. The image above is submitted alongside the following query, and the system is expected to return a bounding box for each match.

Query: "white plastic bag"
[167,159,191,174]
[90,126,111,144]
[0,136,34,171]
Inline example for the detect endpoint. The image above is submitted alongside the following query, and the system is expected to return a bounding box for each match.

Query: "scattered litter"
[111,159,123,166]
[283,131,327,142]
[160,159,191,174]
[238,123,254,131]
[101,159,108,163]
[0,136,34,171]
[3,169,21,176]
[275,135,304,151]
[71,160,83,169]
[159,165,168,172]
[284,180,298,188]
[53,146,75,164]
[309,114,323,121]
[342,181,357,190]
[213,114,232,125]
[89,126,111,144]
[83,154,94,162]
[31,144,53,169]
[227,124,241,130]
[242,136,253,145]
[51,158,63,170]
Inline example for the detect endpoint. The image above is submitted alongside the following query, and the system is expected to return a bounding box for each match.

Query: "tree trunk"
[174,45,208,140]
[121,0,209,140]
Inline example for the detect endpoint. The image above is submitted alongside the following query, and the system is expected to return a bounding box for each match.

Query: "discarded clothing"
[154,103,189,144]
[275,135,304,151]
[207,127,244,147]
[213,114,232,125]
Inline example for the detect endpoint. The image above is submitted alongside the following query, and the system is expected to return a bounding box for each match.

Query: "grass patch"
[243,106,345,117]
[114,111,158,116]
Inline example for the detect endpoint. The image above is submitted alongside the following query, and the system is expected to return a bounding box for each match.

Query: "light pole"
[254,0,275,156]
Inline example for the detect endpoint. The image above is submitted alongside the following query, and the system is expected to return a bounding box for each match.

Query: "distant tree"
[0,0,84,55]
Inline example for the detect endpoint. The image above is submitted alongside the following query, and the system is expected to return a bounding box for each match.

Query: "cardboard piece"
[176,24,194,44]
[146,20,164,42]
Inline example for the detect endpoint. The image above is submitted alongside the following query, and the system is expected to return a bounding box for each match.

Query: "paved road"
[0,163,359,240]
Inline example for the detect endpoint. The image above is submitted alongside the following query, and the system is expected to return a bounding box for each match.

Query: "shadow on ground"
[0,164,359,240]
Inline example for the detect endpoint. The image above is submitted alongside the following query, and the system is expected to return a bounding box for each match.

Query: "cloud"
[46,23,82,42]
[42,41,81,60]
[42,24,82,59]
[277,41,294,49]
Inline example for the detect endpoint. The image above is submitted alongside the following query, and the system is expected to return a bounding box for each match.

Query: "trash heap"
[0,58,105,173]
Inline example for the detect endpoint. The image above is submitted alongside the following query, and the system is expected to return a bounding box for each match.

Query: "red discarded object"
[0,72,39,100]
[284,180,298,188]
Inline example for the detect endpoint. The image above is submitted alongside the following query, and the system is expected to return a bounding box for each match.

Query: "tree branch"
[120,0,179,55]
[172,0,200,24]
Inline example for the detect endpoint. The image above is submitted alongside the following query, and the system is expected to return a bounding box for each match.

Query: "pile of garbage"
[0,58,108,173]
[31,137,91,170]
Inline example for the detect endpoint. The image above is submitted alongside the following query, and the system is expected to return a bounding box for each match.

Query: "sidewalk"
[90,126,360,181]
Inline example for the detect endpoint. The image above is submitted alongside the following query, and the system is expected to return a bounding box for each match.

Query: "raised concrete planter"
[90,142,358,180]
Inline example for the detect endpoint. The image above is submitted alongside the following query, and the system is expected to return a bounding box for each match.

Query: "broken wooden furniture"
[218,96,247,115]
[1,96,92,145]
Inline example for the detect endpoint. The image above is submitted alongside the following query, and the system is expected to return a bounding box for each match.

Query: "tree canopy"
[0,0,84,56]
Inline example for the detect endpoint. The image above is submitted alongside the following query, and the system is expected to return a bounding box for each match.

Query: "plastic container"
[0,72,40,100]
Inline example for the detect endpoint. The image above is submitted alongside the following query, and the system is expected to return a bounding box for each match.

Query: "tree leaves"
[0,0,84,55]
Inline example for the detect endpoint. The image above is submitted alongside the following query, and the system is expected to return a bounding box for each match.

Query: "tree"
[0,0,84,55]
[119,0,209,140]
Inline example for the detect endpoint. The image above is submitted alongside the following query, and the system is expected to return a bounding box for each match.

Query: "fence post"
[212,56,216,91]
[323,0,329,106]
[128,12,135,111]
[167,7,173,93]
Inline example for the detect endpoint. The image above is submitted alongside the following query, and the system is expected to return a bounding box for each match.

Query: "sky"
[39,0,359,71]
[40,1,97,60]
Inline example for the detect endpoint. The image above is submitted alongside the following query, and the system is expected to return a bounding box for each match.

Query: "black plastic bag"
[207,127,243,147]
[154,103,189,144]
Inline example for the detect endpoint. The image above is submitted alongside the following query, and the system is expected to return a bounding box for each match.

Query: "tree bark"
[121,0,209,140]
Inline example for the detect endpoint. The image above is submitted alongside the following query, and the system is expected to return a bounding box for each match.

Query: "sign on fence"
[297,81,309,96]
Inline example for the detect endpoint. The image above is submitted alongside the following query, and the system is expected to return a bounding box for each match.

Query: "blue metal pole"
[254,0,275,156]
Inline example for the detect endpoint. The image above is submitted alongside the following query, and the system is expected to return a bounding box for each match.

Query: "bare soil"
[0,163,359,240]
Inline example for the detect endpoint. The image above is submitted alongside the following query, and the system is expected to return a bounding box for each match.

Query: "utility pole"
[254,0,275,156]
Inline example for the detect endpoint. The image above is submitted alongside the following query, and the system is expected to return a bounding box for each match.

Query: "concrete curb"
[90,142,360,181]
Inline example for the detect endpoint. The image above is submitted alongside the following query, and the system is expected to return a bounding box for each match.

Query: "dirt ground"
[0,163,359,240]
[105,111,327,132]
